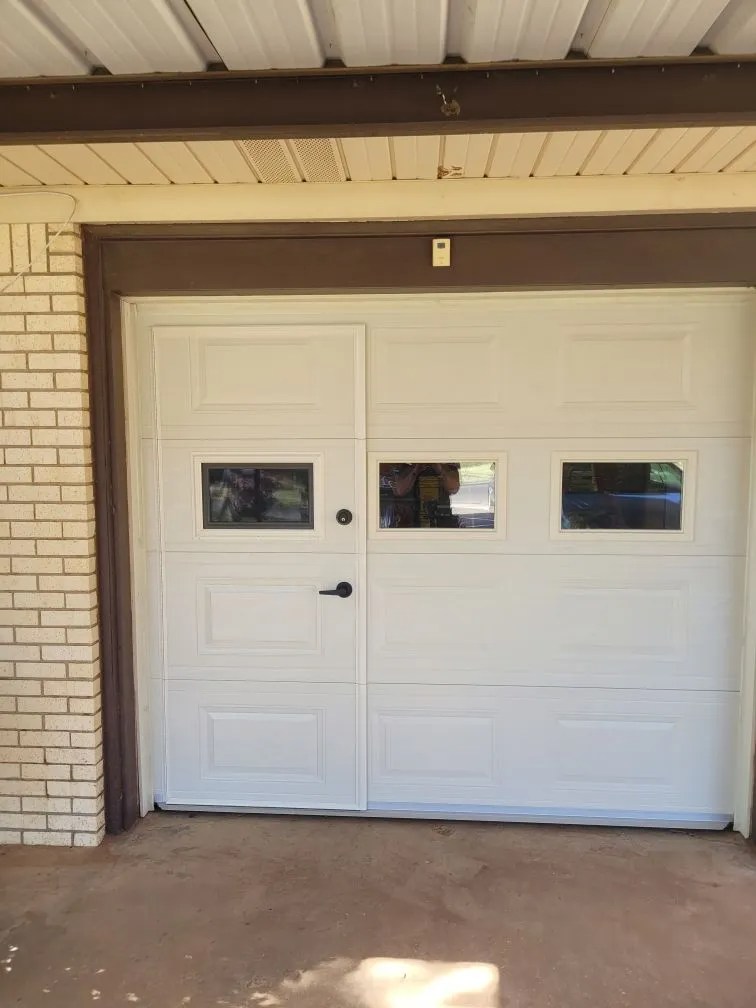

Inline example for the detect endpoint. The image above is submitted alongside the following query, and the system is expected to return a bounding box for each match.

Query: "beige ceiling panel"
[136,143,213,184]
[677,126,756,172]
[0,146,82,184]
[532,130,602,177]
[579,129,656,175]
[626,127,713,174]
[87,143,171,184]
[0,153,40,186]
[238,140,302,183]
[340,138,393,181]
[706,0,756,53]
[487,133,548,177]
[439,135,494,179]
[185,0,322,70]
[287,139,347,183]
[392,137,440,180]
[185,141,259,183]
[577,0,730,57]
[37,144,127,185]
[326,0,448,65]
[0,0,89,77]
[723,143,756,173]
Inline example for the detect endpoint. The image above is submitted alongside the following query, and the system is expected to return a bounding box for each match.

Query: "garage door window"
[202,463,314,529]
[378,461,496,529]
[560,461,684,532]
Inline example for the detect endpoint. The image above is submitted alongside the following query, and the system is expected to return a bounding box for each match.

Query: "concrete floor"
[1,815,756,1008]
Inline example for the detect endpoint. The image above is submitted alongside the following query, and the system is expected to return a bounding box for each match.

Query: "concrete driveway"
[1,813,755,1007]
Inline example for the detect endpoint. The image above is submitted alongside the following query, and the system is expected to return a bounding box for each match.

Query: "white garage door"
[130,290,753,827]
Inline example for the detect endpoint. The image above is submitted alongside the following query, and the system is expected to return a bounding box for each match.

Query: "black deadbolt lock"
[336,509,353,526]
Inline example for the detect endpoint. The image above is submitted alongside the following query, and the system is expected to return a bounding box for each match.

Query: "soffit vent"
[288,138,347,182]
[238,139,302,183]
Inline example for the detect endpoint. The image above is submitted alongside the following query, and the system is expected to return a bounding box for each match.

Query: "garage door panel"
[368,294,752,439]
[369,554,742,690]
[154,324,361,439]
[164,553,357,679]
[165,681,358,808]
[368,685,735,820]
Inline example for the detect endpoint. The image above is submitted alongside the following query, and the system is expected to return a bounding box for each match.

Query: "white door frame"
[122,291,756,834]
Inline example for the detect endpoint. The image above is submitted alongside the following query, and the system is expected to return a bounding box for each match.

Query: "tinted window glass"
[561,461,683,531]
[202,464,313,529]
[379,461,496,529]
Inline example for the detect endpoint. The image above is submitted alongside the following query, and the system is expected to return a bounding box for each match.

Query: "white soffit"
[3,128,756,188]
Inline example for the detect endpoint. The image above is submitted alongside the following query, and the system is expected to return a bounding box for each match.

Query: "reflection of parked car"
[561,462,683,530]
[452,480,495,529]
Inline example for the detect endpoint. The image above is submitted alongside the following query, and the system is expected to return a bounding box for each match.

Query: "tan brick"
[45,747,98,765]
[0,813,47,829]
[0,390,29,408]
[0,679,40,696]
[55,372,88,391]
[16,627,67,645]
[0,713,42,730]
[17,696,67,714]
[0,830,22,844]
[49,254,83,273]
[23,831,71,846]
[0,732,18,747]
[22,797,71,814]
[0,332,52,351]
[42,609,96,628]
[0,610,39,626]
[10,521,62,539]
[51,294,86,313]
[11,557,63,574]
[4,410,57,427]
[0,645,40,661]
[65,662,100,680]
[0,315,25,332]
[10,224,29,272]
[21,731,70,747]
[0,796,21,812]
[53,333,87,351]
[33,467,90,486]
[0,429,32,446]
[48,813,100,832]
[47,780,99,798]
[37,540,91,557]
[63,557,96,575]
[40,575,97,593]
[44,679,99,697]
[0,294,50,312]
[47,232,80,255]
[1,779,45,795]
[9,485,61,502]
[12,591,65,608]
[2,371,54,391]
[0,353,27,370]
[72,762,101,781]
[30,390,88,410]
[36,505,94,523]
[26,314,85,334]
[0,504,34,520]
[28,223,48,273]
[65,628,100,646]
[73,829,104,847]
[31,427,88,446]
[56,410,90,429]
[6,447,57,464]
[1,467,32,484]
[15,662,66,679]
[22,764,70,781]
[24,274,83,294]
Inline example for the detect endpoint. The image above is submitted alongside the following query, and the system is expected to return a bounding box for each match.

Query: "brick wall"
[0,222,104,847]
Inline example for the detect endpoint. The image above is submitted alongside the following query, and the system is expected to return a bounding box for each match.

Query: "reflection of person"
[379,463,460,528]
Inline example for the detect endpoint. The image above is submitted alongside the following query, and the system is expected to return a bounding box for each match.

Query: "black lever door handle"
[318,581,353,599]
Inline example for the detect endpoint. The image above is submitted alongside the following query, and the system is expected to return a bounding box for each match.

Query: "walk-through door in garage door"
[127,290,752,827]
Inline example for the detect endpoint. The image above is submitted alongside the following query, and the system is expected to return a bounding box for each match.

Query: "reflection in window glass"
[379,462,496,529]
[561,461,683,531]
[202,464,313,529]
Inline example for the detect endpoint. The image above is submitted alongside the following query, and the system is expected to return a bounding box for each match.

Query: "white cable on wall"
[0,190,79,295]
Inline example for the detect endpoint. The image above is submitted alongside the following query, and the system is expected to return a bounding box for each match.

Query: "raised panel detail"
[554,714,675,790]
[559,327,692,407]
[165,682,358,808]
[202,584,320,654]
[193,338,316,411]
[204,708,324,781]
[376,712,495,783]
[154,324,359,438]
[558,585,686,660]
[371,329,501,407]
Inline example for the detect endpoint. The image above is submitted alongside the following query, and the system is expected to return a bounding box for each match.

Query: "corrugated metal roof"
[3,128,756,186]
[2,0,756,78]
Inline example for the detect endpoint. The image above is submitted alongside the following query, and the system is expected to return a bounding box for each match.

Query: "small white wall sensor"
[432,237,451,267]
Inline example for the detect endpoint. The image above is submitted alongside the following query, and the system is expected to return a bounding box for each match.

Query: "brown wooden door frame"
[83,214,756,836]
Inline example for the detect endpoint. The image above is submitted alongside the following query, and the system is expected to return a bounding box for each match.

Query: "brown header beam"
[4,56,756,144]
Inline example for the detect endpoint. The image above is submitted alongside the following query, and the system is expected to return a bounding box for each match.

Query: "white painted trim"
[735,301,756,836]
[4,174,756,223]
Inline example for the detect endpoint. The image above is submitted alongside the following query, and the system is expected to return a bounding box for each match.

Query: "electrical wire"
[0,190,79,295]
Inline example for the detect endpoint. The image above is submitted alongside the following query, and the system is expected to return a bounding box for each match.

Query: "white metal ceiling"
[4,127,756,186]
[2,0,756,78]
